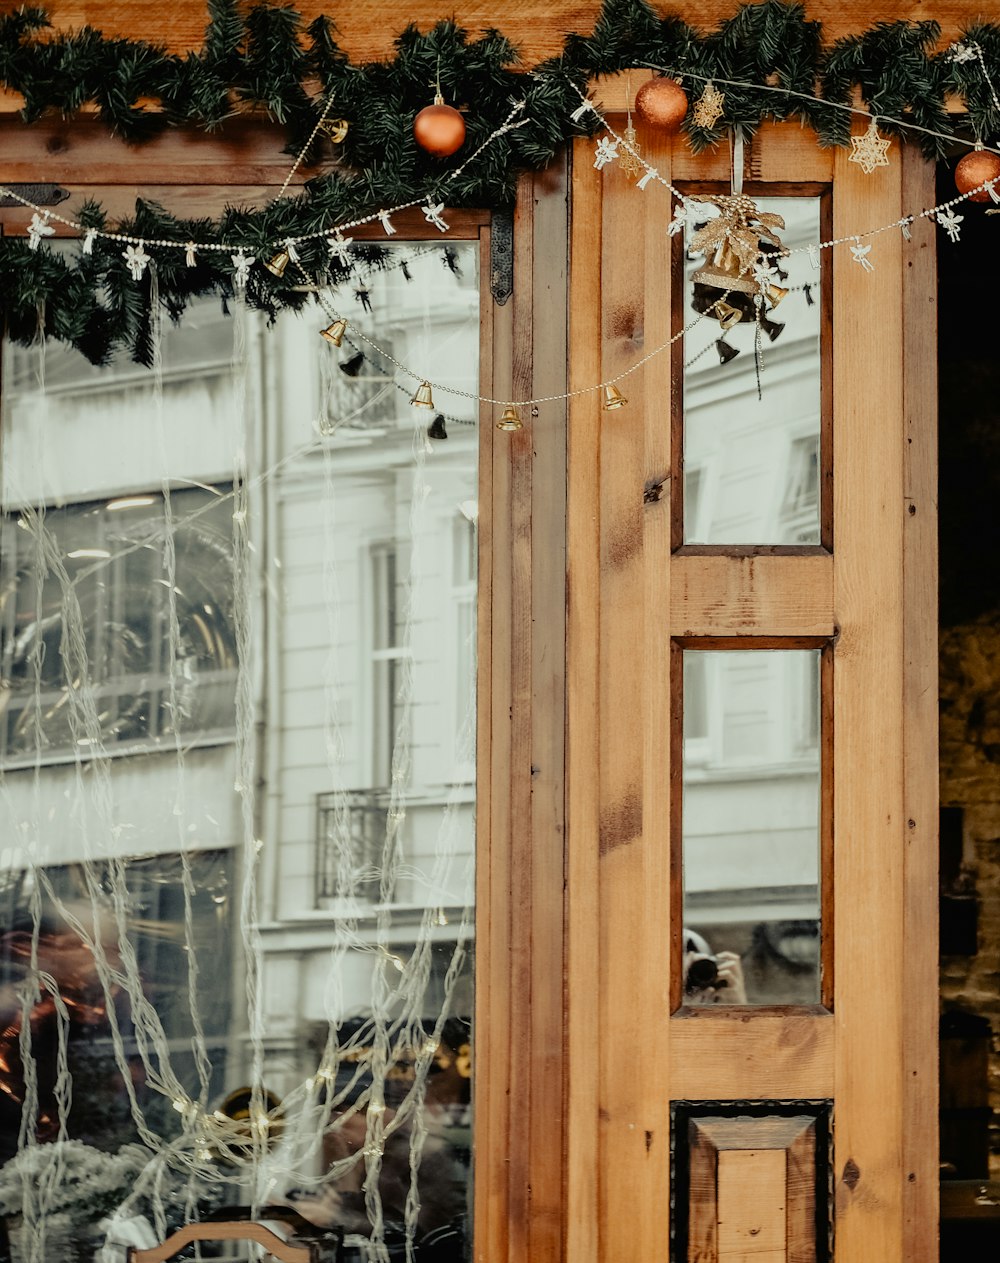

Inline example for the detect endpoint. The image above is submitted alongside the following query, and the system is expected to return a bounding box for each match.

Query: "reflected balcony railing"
[315,788,397,903]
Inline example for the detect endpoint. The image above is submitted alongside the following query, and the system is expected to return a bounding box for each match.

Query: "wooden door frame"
[562,103,938,1263]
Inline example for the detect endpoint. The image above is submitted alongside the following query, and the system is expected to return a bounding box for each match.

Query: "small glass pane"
[683,197,823,545]
[682,649,821,1005]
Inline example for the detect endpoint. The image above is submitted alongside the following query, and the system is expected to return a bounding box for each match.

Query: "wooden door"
[565,94,937,1263]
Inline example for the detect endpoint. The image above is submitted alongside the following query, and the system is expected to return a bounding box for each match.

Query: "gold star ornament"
[849,117,891,175]
[692,82,726,129]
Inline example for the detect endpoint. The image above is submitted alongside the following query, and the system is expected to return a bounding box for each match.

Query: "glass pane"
[683,197,823,545]
[0,243,478,1258]
[682,649,821,1005]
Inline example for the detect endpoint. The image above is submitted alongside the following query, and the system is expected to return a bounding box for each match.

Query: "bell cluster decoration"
[689,193,786,286]
[686,193,790,363]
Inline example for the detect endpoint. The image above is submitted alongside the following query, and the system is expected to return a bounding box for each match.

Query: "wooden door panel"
[567,102,937,1263]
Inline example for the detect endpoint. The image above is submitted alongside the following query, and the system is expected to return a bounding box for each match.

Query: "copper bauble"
[955,148,1000,203]
[413,96,466,157]
[634,77,688,133]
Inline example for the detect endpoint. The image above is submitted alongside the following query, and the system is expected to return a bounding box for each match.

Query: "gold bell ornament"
[264,249,290,278]
[496,405,524,432]
[692,241,757,295]
[765,284,788,309]
[321,118,350,143]
[410,381,435,409]
[602,384,627,410]
[320,318,347,346]
[714,300,743,331]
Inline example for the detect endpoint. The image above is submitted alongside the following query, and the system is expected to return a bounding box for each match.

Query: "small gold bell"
[410,381,435,409]
[320,318,347,346]
[264,249,290,278]
[602,384,627,410]
[496,405,523,431]
[321,118,350,143]
[765,283,788,309]
[692,241,758,295]
[714,300,743,331]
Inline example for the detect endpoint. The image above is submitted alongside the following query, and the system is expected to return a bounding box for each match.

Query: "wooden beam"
[17,3,995,68]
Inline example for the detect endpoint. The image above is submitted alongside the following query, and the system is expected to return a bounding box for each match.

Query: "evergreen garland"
[0,0,993,365]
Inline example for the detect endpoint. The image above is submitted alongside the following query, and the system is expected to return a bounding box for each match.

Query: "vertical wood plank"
[504,171,537,1263]
[527,155,570,1263]
[476,165,569,1263]
[476,213,513,1263]
[831,136,906,1263]
[596,115,675,1263]
[900,144,940,1263]
[566,136,604,1263]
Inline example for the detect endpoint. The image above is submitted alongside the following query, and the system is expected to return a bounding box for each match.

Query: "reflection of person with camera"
[683,929,747,1004]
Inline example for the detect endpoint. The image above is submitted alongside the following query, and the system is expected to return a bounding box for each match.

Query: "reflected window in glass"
[681,648,823,1006]
[682,196,825,547]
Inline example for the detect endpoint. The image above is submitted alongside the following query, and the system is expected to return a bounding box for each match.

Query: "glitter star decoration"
[692,82,725,129]
[849,118,891,175]
[618,124,643,178]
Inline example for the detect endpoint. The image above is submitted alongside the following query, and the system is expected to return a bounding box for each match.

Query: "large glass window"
[0,241,479,1260]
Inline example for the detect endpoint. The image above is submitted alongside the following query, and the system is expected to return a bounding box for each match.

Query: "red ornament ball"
[413,99,466,157]
[634,77,688,133]
[955,148,1000,202]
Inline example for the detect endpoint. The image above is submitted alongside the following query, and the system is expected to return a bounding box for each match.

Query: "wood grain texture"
[22,3,991,66]
[566,134,603,1263]
[830,128,906,1263]
[527,153,570,1263]
[899,142,940,1263]
[475,214,510,1263]
[686,1116,819,1263]
[670,553,834,636]
[594,109,675,1263]
[717,1148,787,1260]
[474,167,569,1263]
[669,1011,834,1100]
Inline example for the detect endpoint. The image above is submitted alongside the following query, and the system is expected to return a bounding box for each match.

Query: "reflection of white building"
[681,199,824,1004]
[0,246,479,1120]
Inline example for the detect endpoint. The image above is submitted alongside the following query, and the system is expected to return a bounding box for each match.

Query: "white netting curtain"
[0,244,478,1263]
